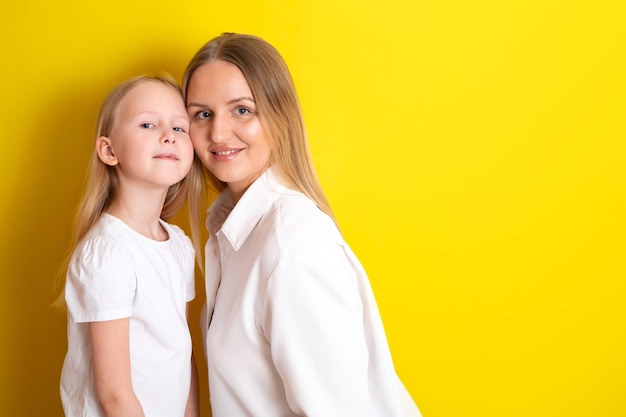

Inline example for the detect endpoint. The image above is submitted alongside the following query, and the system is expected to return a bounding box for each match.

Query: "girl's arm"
[185,352,200,417]
[185,302,200,417]
[90,318,145,417]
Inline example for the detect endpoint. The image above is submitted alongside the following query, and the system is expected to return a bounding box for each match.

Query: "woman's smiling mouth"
[213,148,243,156]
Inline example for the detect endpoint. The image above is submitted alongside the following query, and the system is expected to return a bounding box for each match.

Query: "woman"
[184,32,420,416]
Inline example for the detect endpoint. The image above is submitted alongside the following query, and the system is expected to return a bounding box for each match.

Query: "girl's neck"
[107,188,169,241]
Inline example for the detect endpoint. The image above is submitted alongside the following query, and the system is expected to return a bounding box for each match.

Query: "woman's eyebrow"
[227,96,255,104]
[187,96,255,108]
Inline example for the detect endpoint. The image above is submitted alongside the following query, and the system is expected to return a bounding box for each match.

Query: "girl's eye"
[173,127,187,133]
[141,123,154,128]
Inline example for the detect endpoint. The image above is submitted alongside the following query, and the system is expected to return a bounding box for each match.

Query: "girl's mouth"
[154,153,178,160]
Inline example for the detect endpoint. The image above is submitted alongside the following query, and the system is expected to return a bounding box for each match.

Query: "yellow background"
[1,0,625,416]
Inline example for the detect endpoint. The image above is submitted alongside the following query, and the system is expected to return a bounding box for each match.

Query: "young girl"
[60,75,198,417]
[184,33,421,416]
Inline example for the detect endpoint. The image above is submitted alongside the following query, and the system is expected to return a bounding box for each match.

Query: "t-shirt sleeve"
[184,236,196,303]
[167,222,196,303]
[65,237,136,323]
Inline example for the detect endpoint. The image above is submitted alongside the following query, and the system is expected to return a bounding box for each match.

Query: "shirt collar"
[208,166,289,251]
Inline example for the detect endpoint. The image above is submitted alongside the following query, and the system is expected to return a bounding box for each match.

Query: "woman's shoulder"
[275,191,331,221]
[268,192,342,245]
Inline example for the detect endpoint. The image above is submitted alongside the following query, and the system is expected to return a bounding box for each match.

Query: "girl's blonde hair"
[55,75,188,307]
[182,33,336,268]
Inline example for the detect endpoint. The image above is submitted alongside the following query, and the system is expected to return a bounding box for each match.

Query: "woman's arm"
[90,318,145,417]
[263,249,371,416]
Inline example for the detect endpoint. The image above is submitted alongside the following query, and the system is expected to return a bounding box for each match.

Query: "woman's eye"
[194,111,211,120]
[141,123,154,128]
[236,107,250,115]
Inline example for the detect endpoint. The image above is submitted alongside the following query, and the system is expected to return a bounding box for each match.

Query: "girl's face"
[186,60,272,201]
[100,82,193,190]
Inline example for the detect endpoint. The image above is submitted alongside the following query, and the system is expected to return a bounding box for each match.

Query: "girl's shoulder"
[160,220,191,242]
[81,214,129,245]
[160,219,185,236]
[74,216,132,260]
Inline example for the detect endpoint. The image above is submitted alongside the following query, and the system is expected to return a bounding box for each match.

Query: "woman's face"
[186,60,272,201]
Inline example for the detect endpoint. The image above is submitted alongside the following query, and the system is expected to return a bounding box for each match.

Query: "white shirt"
[61,214,195,417]
[204,167,421,417]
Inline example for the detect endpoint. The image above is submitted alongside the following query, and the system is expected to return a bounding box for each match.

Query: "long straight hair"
[55,75,188,307]
[183,33,336,269]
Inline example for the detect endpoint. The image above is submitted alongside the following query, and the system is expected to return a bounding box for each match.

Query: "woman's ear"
[96,136,118,166]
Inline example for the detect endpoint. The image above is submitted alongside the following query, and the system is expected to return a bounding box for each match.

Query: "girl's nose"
[162,128,176,144]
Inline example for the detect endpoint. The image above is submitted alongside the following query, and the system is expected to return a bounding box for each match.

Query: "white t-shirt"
[203,167,421,417]
[61,214,195,417]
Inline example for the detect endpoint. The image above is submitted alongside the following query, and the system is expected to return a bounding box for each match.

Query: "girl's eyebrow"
[136,110,188,119]
[136,110,159,116]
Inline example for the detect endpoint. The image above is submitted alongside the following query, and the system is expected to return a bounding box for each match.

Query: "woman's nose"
[209,115,230,143]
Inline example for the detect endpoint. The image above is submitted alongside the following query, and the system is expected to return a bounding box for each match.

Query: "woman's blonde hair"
[55,75,188,307]
[182,33,336,268]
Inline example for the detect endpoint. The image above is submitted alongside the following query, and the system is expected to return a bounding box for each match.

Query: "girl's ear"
[96,136,118,166]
